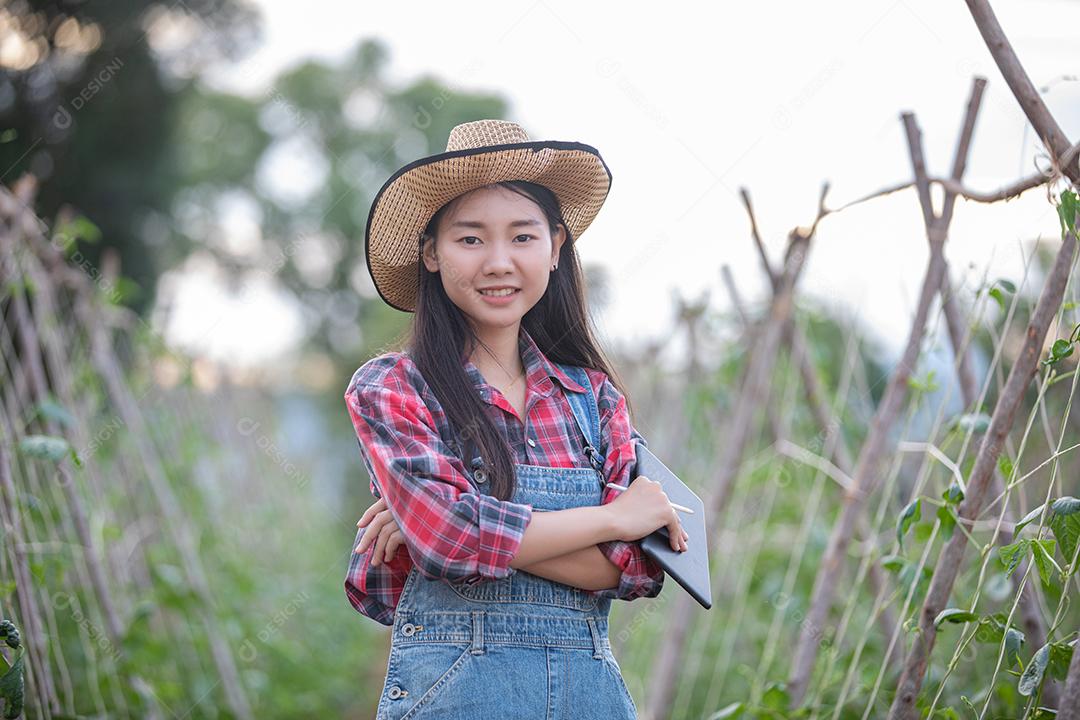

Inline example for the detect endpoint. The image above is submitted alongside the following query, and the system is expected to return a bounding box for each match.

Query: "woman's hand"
[354,497,406,566]
[606,475,689,552]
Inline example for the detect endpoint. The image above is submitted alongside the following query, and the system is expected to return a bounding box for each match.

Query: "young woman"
[344,119,689,719]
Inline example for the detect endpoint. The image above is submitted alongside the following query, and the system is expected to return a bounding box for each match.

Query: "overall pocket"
[447,574,510,603]
[379,642,474,720]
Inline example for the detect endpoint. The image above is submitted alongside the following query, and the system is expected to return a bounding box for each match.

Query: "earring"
[551,263,557,271]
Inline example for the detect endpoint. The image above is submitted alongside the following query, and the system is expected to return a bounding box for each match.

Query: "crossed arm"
[518,544,623,591]
[345,371,668,597]
[355,496,623,592]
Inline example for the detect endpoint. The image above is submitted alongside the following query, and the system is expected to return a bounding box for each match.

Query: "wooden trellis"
[640,2,1080,714]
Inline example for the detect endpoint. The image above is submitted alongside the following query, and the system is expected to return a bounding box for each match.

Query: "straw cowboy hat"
[364,119,613,313]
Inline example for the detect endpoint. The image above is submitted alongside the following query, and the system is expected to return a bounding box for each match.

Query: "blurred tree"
[1,1,517,360]
[0,0,262,315]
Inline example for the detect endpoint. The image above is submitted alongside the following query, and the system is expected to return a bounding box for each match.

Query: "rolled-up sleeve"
[345,365,534,584]
[344,525,399,626]
[591,373,665,601]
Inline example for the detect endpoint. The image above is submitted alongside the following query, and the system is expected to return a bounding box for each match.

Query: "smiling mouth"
[477,288,521,297]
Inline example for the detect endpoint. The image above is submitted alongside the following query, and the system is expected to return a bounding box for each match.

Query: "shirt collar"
[461,325,587,404]
[518,325,588,395]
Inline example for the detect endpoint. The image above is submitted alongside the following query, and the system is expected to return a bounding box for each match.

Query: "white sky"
[158,0,1080,371]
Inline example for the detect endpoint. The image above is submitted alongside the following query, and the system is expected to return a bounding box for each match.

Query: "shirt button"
[400,623,416,636]
[527,437,536,448]
[387,686,404,699]
[474,469,488,483]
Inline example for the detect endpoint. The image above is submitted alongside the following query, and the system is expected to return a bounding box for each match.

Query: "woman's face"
[422,185,565,333]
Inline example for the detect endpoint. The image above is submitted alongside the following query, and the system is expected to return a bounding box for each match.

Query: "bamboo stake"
[742,188,902,665]
[905,76,1058,709]
[3,186,169,716]
[646,208,817,719]
[1,247,60,718]
[2,180,252,719]
[73,277,255,720]
[889,217,1077,717]
[787,117,952,704]
[888,1,1080,714]
[0,289,108,716]
[0,445,54,719]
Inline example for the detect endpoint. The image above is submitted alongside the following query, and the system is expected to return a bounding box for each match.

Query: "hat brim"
[364,140,612,313]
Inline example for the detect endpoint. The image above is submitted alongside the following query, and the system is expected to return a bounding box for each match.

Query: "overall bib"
[374,364,639,720]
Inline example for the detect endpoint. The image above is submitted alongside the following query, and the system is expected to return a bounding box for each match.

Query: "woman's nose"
[481,243,514,273]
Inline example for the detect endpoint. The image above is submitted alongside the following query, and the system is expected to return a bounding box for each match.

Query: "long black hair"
[402,180,635,501]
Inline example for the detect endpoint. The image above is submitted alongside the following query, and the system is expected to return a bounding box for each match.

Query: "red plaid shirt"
[344,326,664,625]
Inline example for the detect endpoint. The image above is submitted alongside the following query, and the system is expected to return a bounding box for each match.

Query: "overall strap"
[553,363,605,475]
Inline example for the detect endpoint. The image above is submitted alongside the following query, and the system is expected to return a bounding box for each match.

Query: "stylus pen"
[603,483,695,514]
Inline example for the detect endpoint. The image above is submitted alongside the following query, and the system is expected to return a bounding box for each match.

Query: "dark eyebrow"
[448,219,543,230]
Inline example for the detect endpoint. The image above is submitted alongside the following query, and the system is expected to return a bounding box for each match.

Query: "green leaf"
[938,505,957,540]
[107,276,143,306]
[897,498,922,551]
[989,280,1015,313]
[989,287,1006,313]
[881,555,906,573]
[1005,628,1026,669]
[1049,497,1080,564]
[760,682,789,710]
[898,561,934,599]
[17,434,70,462]
[0,647,24,720]
[934,608,979,628]
[908,370,939,393]
[979,615,1027,669]
[27,398,75,429]
[54,215,102,249]
[998,455,1015,479]
[942,482,965,505]
[1058,189,1078,236]
[973,612,1008,643]
[914,521,935,543]
[1014,504,1047,537]
[1047,640,1074,681]
[1030,539,1060,589]
[1044,338,1075,367]
[999,540,1028,575]
[1019,643,1051,696]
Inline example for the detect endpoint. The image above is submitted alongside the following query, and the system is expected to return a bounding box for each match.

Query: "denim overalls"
[374,364,639,720]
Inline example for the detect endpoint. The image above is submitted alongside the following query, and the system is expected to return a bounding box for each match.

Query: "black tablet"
[633,443,713,610]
